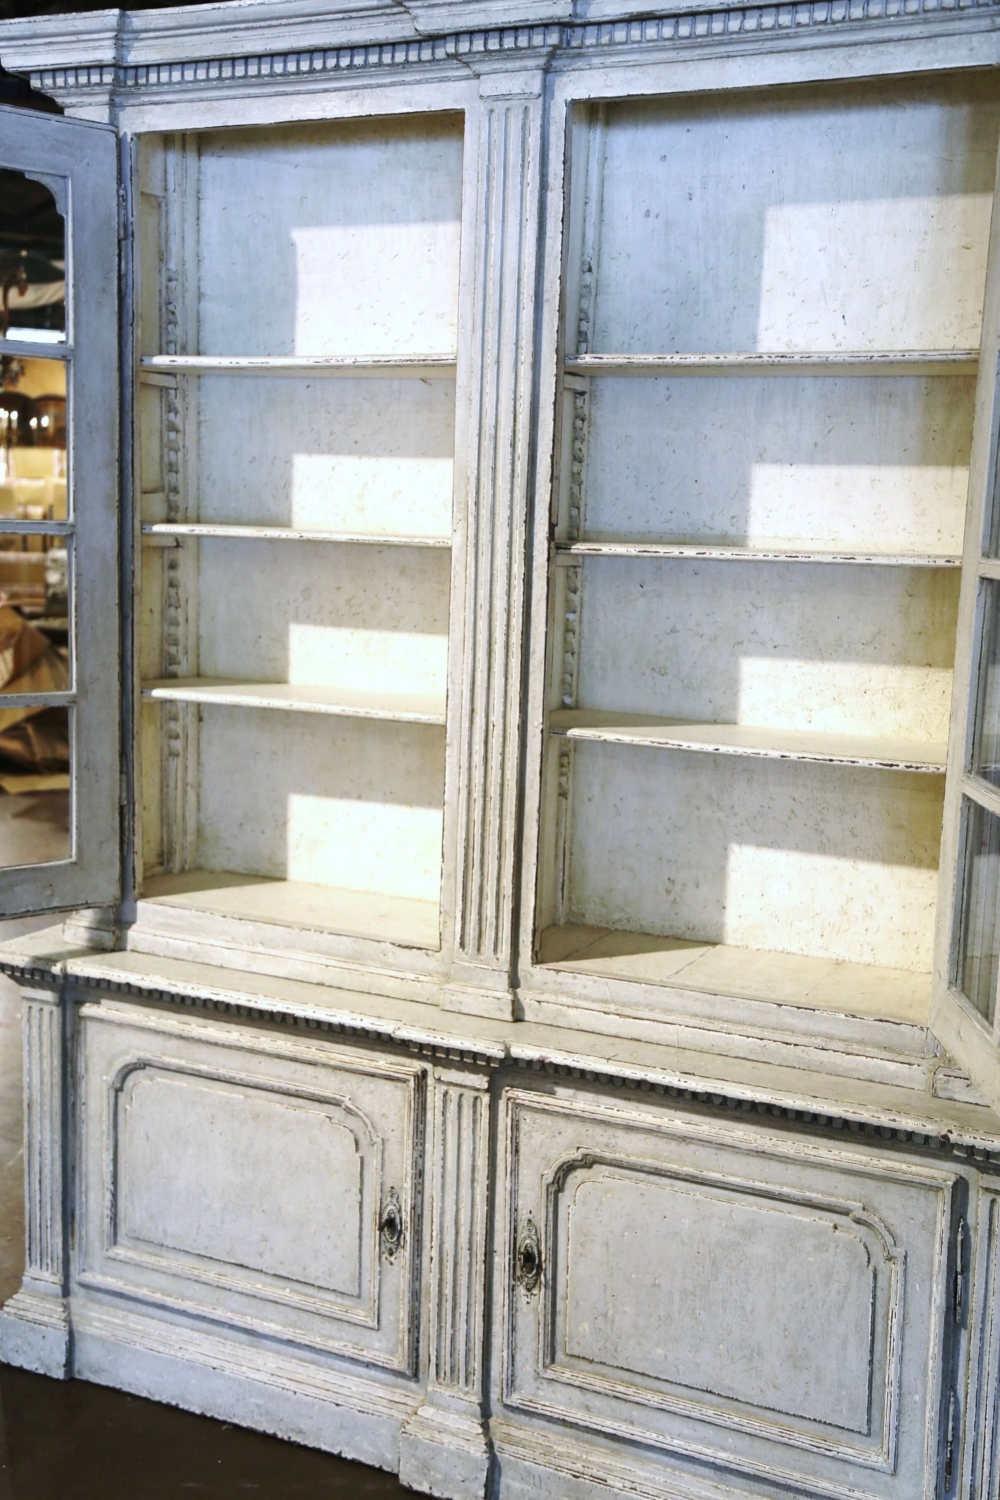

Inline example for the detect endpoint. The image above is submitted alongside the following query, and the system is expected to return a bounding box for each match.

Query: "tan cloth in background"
[0,606,69,778]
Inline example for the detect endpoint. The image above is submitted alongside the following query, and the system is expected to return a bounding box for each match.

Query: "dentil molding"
[2,0,999,117]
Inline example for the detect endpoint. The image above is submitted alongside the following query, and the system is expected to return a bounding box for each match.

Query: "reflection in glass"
[957,798,1000,1023]
[0,169,65,344]
[973,579,1000,787]
[0,703,70,866]
[0,344,71,865]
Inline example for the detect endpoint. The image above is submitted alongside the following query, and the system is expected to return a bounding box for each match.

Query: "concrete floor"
[0,913,411,1498]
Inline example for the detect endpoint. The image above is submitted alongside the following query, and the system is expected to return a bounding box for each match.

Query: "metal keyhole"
[515,1217,541,1294]
[379,1188,404,1260]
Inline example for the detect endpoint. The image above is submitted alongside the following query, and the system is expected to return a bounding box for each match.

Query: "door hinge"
[944,1385,959,1493]
[954,1216,967,1326]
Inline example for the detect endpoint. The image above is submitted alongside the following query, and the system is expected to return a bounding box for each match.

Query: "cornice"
[3,0,999,114]
[3,940,999,1157]
[58,964,1000,1159]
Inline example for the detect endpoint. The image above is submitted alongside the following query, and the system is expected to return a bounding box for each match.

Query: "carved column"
[443,65,549,1021]
[0,984,71,1378]
[400,1065,493,1500]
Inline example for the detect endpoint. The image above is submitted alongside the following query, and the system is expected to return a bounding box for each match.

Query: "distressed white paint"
[574,557,958,741]
[196,116,464,358]
[196,706,445,901]
[588,79,1000,355]
[580,374,974,557]
[196,374,455,538]
[564,744,943,972]
[135,112,462,945]
[6,8,1000,1500]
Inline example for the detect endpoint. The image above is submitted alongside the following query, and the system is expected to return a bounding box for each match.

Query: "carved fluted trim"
[22,992,65,1288]
[453,92,542,980]
[400,1066,492,1496]
[431,1077,490,1392]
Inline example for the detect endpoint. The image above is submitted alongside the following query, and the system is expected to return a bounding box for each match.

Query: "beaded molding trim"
[5,955,999,1159]
[513,1055,1000,1160]
[28,0,1000,100]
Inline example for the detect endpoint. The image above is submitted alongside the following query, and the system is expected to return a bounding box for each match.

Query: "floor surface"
[0,917,410,1499]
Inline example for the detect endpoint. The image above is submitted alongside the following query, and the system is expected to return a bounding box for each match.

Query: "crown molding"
[2,0,999,124]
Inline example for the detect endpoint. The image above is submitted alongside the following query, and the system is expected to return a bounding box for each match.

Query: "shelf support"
[0,983,71,1378]
[443,61,550,1022]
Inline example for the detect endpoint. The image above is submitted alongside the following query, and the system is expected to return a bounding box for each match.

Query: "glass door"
[0,105,120,915]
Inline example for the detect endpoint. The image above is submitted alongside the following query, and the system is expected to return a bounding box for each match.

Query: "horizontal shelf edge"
[141,524,451,548]
[141,678,447,725]
[555,542,961,567]
[564,351,979,378]
[141,355,458,378]
[549,712,947,773]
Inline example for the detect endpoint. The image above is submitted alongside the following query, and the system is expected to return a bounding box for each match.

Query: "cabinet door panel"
[76,1001,423,1373]
[501,1088,962,1500]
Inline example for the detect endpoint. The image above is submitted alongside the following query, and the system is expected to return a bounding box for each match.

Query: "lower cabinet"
[494,1084,972,1500]
[7,982,1000,1500]
[74,998,425,1376]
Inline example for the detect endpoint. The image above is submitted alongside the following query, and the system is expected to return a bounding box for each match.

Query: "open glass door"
[934,142,1000,1115]
[0,105,119,915]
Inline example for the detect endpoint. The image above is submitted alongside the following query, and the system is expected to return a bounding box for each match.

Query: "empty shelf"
[549,710,947,772]
[141,354,457,378]
[536,925,930,1025]
[140,870,440,949]
[555,540,961,567]
[142,678,447,725]
[142,523,451,548]
[564,350,979,378]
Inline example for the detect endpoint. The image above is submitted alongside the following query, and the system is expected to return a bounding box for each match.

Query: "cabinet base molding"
[0,1289,70,1380]
[400,1400,492,1499]
[68,1299,417,1476]
[489,1418,741,1500]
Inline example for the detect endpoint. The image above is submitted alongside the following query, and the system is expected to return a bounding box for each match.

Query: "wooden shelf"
[141,870,441,949]
[142,678,447,725]
[141,523,451,548]
[549,709,947,773]
[555,540,961,567]
[564,351,979,378]
[536,925,930,1024]
[140,354,457,379]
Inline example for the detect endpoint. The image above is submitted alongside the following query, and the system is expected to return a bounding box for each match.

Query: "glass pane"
[0,352,67,512]
[956,797,1000,1023]
[0,578,70,698]
[0,701,70,866]
[0,168,65,344]
[973,579,1000,786]
[0,342,72,863]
